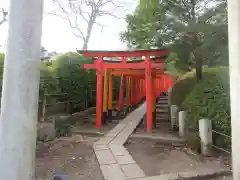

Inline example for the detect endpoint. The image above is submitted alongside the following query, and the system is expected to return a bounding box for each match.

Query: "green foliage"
[53,52,94,112]
[170,71,197,107]
[121,0,228,76]
[176,67,231,148]
[39,62,57,97]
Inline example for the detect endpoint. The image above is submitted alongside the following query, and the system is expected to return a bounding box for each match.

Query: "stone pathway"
[93,103,231,180]
[93,103,146,180]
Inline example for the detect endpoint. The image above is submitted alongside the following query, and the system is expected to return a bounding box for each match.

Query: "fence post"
[199,119,212,156]
[178,111,186,137]
[170,105,178,129]
[40,89,47,122]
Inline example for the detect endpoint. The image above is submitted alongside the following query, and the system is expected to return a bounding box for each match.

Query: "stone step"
[156,114,169,117]
[156,109,169,113]
[156,117,169,122]
[157,101,168,104]
[156,105,168,107]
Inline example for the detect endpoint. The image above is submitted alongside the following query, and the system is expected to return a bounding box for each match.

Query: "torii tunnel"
[78,49,176,131]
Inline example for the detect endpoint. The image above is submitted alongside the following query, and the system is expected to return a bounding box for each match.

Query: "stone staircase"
[155,94,170,128]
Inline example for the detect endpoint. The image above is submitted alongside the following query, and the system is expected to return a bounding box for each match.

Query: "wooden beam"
[78,49,169,57]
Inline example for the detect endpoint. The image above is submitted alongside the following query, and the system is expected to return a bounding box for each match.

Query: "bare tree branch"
[50,0,123,50]
[0,8,8,26]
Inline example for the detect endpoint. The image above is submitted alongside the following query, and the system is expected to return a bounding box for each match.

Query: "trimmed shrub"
[179,67,231,149]
[170,71,198,107]
[53,52,94,113]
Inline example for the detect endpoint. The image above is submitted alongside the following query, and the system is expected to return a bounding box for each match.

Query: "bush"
[39,62,57,98]
[0,53,56,99]
[53,52,94,113]
[179,67,231,149]
[170,71,198,107]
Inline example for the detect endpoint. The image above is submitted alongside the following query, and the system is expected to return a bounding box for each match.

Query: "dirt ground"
[210,177,232,180]
[35,135,103,180]
[125,138,229,177]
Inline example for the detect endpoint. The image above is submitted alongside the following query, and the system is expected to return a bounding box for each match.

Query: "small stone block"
[115,154,135,165]
[109,124,126,134]
[109,145,129,156]
[121,164,146,179]
[95,137,113,145]
[112,133,129,145]
[100,164,126,180]
[95,149,116,165]
[94,144,109,151]
[106,132,118,138]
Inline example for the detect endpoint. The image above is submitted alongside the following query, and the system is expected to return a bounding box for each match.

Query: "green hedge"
[53,52,95,113]
[171,67,231,149]
[170,71,198,107]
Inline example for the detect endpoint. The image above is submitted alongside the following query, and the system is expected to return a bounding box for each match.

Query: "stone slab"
[94,137,113,145]
[100,164,126,180]
[106,132,118,138]
[95,149,116,165]
[94,144,109,151]
[121,164,146,179]
[115,154,136,165]
[111,133,130,145]
[109,145,129,156]
[109,124,127,134]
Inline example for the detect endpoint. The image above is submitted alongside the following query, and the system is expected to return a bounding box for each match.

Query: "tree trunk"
[195,57,202,81]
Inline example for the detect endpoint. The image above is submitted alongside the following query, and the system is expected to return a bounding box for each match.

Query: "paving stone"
[109,124,126,134]
[106,132,118,138]
[112,133,129,145]
[94,144,109,151]
[109,145,129,156]
[115,154,136,165]
[121,164,146,179]
[100,164,126,180]
[95,149,116,165]
[94,137,113,145]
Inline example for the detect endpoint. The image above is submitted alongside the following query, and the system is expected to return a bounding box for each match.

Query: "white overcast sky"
[0,0,137,53]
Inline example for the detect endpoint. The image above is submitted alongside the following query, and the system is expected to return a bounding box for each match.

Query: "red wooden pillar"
[117,57,127,112]
[143,79,146,99]
[131,77,135,106]
[126,76,131,111]
[156,78,160,97]
[139,79,142,102]
[145,56,153,131]
[117,74,125,112]
[136,79,140,104]
[152,78,156,128]
[96,56,103,128]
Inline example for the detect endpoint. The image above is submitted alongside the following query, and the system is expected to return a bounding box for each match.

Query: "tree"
[120,3,166,49]
[121,0,228,80]
[51,0,122,50]
[0,8,8,26]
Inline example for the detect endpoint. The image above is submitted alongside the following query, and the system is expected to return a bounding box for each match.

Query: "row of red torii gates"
[78,49,177,131]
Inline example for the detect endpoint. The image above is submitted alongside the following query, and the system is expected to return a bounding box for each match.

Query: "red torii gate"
[78,49,173,131]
